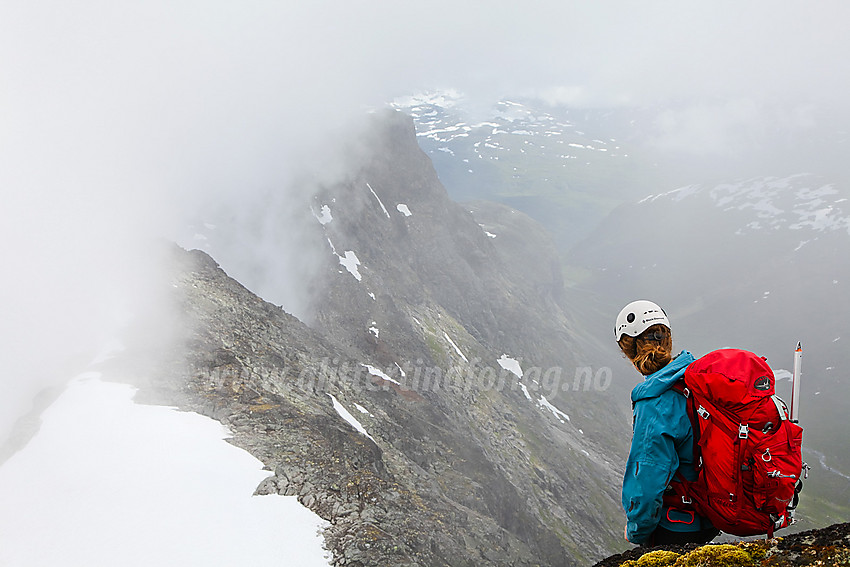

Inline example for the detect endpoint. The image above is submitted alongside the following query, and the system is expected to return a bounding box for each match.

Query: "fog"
[2,0,849,446]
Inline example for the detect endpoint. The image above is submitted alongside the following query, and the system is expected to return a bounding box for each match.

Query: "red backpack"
[670,349,804,537]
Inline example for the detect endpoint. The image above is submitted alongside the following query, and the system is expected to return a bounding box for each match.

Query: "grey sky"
[1,0,848,443]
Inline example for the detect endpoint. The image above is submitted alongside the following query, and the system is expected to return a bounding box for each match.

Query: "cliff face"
[133,110,634,566]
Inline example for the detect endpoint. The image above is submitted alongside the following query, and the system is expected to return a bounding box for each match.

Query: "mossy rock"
[620,549,681,567]
[618,542,770,567]
[673,543,766,567]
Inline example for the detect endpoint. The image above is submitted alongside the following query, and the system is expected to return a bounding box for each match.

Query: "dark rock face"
[136,110,636,566]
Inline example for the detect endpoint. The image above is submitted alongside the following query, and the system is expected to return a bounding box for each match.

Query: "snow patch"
[338,251,362,281]
[497,355,522,379]
[396,203,412,217]
[443,332,469,363]
[314,205,333,225]
[328,394,376,443]
[366,183,391,219]
[354,403,374,417]
[326,237,339,254]
[538,396,570,423]
[478,224,497,238]
[362,364,401,386]
[391,90,462,109]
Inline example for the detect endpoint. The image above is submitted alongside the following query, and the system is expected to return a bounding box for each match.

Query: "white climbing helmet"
[614,300,670,341]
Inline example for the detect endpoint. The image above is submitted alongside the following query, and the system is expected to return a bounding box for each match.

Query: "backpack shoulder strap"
[671,379,690,398]
[670,378,697,431]
[670,378,702,469]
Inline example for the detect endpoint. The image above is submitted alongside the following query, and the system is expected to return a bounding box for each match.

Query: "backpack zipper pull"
[768,470,797,479]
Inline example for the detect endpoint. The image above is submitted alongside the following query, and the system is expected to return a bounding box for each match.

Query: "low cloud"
[2,0,849,445]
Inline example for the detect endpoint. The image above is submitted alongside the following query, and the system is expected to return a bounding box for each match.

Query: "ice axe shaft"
[790,342,802,423]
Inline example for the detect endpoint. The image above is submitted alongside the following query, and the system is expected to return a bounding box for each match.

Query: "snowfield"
[0,373,331,567]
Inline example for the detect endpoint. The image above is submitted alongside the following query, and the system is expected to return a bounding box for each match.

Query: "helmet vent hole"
[627,313,635,323]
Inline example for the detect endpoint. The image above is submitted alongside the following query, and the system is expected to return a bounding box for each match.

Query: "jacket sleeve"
[622,395,681,544]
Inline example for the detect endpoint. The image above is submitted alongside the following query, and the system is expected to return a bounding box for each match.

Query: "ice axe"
[788,341,809,518]
[790,342,802,423]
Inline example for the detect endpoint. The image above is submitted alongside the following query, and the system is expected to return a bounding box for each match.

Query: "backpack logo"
[754,376,772,391]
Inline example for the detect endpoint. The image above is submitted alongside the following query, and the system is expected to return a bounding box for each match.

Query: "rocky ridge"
[132,110,633,566]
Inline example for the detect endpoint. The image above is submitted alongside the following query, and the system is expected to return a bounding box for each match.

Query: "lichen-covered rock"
[595,523,850,567]
[620,549,680,567]
[671,543,761,567]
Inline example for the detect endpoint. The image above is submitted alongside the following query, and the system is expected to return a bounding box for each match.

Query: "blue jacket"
[622,351,712,544]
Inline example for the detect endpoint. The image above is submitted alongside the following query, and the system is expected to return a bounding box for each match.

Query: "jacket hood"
[631,350,695,403]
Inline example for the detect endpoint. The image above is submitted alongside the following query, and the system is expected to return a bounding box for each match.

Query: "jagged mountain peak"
[309,111,577,369]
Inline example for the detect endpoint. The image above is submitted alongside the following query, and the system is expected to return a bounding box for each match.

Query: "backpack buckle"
[697,406,710,420]
[681,496,692,505]
[738,424,749,439]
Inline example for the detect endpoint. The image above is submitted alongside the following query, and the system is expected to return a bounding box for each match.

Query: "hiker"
[614,300,719,546]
